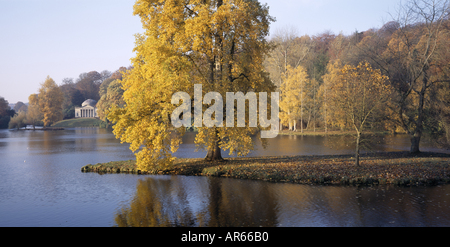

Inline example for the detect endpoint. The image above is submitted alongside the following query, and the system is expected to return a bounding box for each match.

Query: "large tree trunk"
[205,142,223,161]
[445,121,450,145]
[205,1,224,162]
[409,73,427,154]
[205,129,224,161]
[410,134,421,154]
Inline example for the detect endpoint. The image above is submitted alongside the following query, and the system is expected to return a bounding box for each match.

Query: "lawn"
[52,118,108,128]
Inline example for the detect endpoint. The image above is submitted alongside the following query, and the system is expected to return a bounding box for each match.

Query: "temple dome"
[81,99,97,107]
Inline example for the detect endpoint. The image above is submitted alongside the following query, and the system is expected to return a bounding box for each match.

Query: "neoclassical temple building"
[75,99,98,118]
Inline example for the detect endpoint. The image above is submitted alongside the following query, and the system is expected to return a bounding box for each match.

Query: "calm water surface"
[0,128,449,227]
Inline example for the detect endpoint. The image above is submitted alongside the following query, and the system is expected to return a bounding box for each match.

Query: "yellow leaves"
[26,93,42,126]
[38,76,64,127]
[108,48,184,168]
[325,61,393,131]
[110,0,275,170]
[279,65,309,123]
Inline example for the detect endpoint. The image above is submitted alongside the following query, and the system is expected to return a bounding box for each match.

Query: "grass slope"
[52,118,107,128]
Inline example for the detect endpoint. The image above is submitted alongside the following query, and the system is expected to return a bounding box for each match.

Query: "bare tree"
[264,26,314,89]
[329,62,393,166]
[357,0,450,153]
[264,26,314,131]
[392,0,449,153]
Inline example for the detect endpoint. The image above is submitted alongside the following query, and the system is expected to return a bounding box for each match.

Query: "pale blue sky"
[1,0,402,104]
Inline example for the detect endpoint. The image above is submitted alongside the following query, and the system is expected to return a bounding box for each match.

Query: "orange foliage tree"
[328,62,393,166]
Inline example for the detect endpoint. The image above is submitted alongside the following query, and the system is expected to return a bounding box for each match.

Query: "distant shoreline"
[10,127,64,131]
[277,130,397,136]
[52,118,108,128]
[81,151,450,186]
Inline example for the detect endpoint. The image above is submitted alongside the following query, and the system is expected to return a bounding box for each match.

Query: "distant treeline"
[0,66,129,129]
[264,2,450,150]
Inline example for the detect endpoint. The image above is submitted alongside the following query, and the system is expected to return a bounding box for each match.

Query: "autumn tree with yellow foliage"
[108,0,275,171]
[26,94,42,130]
[97,79,125,122]
[279,65,308,132]
[328,62,393,166]
[38,76,64,127]
[321,59,348,131]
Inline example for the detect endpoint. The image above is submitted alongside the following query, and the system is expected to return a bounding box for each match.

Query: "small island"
[81,151,450,186]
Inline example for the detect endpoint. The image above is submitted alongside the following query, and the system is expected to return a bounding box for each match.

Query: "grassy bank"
[81,152,450,186]
[52,118,108,128]
[277,130,392,136]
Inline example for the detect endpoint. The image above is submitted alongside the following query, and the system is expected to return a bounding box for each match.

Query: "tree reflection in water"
[114,176,278,227]
[114,175,450,227]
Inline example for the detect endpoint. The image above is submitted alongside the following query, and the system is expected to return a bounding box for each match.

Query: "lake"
[0,128,449,227]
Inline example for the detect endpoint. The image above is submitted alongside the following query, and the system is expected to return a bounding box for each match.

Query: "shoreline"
[277,130,405,136]
[9,127,65,131]
[52,118,108,128]
[81,151,450,186]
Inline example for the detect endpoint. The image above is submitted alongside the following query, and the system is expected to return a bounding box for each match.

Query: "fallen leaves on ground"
[81,151,450,186]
